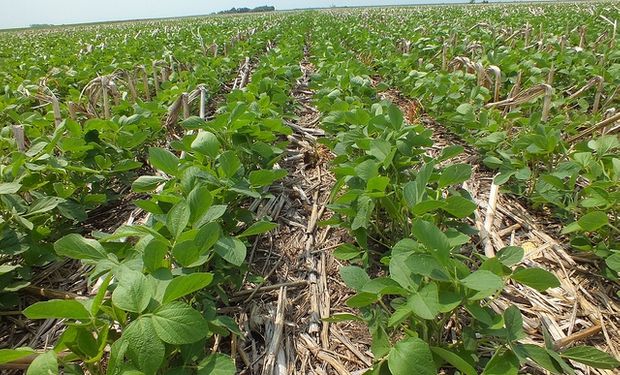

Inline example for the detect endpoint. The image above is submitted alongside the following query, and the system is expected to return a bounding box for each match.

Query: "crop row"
[0,16,290,307]
[0,14,309,374]
[306,8,620,374]
[327,4,620,281]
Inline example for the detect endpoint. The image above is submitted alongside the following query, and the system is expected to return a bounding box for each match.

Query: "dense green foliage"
[0,2,619,374]
[330,3,620,279]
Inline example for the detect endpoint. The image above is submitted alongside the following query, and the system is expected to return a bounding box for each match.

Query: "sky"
[0,0,465,29]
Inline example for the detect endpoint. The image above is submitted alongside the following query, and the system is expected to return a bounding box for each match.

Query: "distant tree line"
[29,24,56,29]
[217,5,275,14]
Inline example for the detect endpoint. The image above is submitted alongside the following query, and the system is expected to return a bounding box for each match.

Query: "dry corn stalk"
[567,75,604,114]
[139,66,151,101]
[396,38,412,54]
[101,76,110,119]
[504,71,522,115]
[33,82,62,127]
[486,83,553,121]
[473,62,486,86]
[524,22,532,46]
[123,70,138,102]
[441,42,448,70]
[487,65,501,102]
[152,61,160,95]
[467,42,484,58]
[191,26,207,55]
[579,25,587,49]
[182,93,190,119]
[12,125,27,152]
[165,94,184,129]
[209,42,218,57]
[80,73,122,118]
[199,86,207,120]
[567,111,620,144]
[559,35,567,52]
[547,63,555,86]
[238,57,251,89]
[449,56,475,74]
[67,101,78,120]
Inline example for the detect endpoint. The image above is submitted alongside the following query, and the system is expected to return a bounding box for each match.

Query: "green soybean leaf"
[407,283,440,320]
[181,116,206,129]
[163,273,214,303]
[430,346,477,375]
[322,313,363,323]
[166,201,190,239]
[367,175,390,192]
[511,268,560,292]
[388,104,404,126]
[388,337,436,375]
[238,221,278,238]
[412,200,446,215]
[560,346,620,369]
[438,145,465,162]
[196,221,221,252]
[197,353,236,375]
[0,182,21,194]
[456,103,474,115]
[195,205,227,228]
[546,348,577,375]
[412,219,450,265]
[340,266,370,291]
[24,299,90,320]
[577,211,609,232]
[149,147,179,176]
[504,305,525,341]
[134,199,163,214]
[482,349,519,375]
[187,186,213,225]
[333,244,362,260]
[403,162,434,207]
[132,176,168,192]
[354,159,379,181]
[606,253,620,273]
[218,151,241,178]
[248,169,287,186]
[351,195,374,230]
[438,164,471,188]
[346,292,379,308]
[0,348,35,365]
[26,350,57,375]
[123,317,165,375]
[91,273,112,316]
[0,265,19,275]
[460,270,503,292]
[214,237,246,266]
[111,269,153,313]
[54,233,106,260]
[390,254,422,290]
[496,246,524,267]
[442,195,476,218]
[144,239,169,273]
[369,139,392,163]
[105,339,128,375]
[152,302,209,344]
[516,344,565,374]
[172,241,201,268]
[191,131,220,158]
[27,197,64,216]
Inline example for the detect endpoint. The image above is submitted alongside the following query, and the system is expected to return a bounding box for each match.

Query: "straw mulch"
[230,41,373,375]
